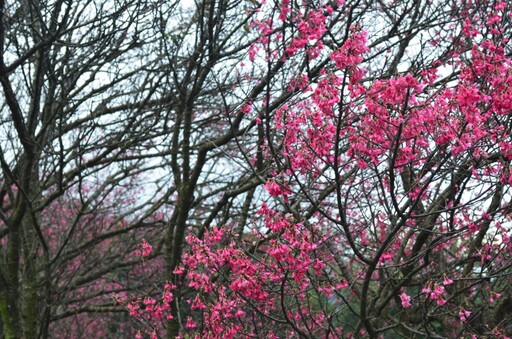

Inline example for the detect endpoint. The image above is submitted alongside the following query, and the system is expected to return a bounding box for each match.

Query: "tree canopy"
[0,0,511,338]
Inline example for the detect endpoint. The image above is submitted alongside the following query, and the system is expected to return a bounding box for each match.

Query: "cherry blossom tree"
[2,0,512,338]
[142,0,512,338]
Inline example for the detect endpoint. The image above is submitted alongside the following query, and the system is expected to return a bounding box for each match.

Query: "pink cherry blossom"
[400,293,412,308]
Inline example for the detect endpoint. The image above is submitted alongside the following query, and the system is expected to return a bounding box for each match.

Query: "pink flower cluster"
[422,276,454,307]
